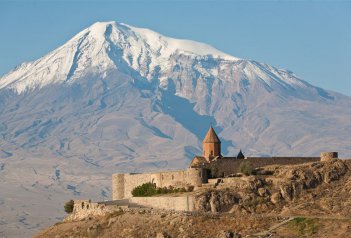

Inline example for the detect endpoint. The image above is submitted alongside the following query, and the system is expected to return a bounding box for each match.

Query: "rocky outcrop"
[273,159,348,201]
[196,159,350,213]
[196,190,239,212]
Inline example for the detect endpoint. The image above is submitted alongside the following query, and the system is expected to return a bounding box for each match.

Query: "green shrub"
[64,200,74,213]
[288,217,317,237]
[131,182,158,197]
[239,161,254,175]
[132,183,192,197]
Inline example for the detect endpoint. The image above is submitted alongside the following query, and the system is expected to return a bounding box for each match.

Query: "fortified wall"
[111,125,339,201]
[112,167,208,200]
[67,197,196,221]
[208,156,321,177]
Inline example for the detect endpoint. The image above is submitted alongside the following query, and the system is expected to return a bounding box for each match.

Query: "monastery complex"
[112,126,337,199]
[68,126,339,220]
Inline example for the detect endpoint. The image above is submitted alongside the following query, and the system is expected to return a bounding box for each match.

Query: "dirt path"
[253,217,294,237]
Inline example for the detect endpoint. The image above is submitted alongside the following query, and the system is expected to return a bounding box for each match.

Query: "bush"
[239,161,254,176]
[132,182,158,197]
[288,217,317,236]
[64,200,74,213]
[132,183,192,197]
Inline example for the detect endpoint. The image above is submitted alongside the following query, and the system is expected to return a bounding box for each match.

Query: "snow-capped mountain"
[0,21,237,94]
[1,21,351,237]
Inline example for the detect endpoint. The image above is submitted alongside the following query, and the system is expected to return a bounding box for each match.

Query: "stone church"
[191,126,244,167]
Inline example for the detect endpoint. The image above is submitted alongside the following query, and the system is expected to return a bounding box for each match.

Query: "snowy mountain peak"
[0,21,240,93]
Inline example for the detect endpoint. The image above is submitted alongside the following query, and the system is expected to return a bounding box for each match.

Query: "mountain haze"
[1,21,351,237]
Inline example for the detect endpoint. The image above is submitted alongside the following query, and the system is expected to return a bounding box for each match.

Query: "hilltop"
[35,159,351,237]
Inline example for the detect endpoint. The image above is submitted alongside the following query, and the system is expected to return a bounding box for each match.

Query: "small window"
[172,175,174,180]
[81,202,84,209]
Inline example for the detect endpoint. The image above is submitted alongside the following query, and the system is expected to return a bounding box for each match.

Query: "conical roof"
[203,126,221,143]
[237,149,245,159]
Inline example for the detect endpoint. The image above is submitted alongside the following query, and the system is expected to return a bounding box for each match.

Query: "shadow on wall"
[160,90,232,155]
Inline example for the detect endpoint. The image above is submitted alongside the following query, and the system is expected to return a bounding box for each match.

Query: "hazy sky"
[1,0,350,95]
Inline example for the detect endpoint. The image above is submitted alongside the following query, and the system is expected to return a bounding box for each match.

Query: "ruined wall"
[112,168,207,200]
[210,157,321,177]
[130,196,195,211]
[67,196,196,221]
[65,200,120,221]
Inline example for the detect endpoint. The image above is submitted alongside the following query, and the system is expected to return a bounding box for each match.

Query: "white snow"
[0,21,240,94]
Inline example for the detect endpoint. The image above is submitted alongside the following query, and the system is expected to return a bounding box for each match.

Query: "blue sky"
[1,0,350,95]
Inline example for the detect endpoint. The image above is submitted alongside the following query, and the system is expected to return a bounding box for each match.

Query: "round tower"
[320,152,338,162]
[187,167,208,185]
[202,126,221,160]
[112,174,125,200]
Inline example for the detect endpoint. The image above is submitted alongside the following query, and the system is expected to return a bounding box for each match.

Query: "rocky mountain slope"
[35,159,351,238]
[1,21,351,237]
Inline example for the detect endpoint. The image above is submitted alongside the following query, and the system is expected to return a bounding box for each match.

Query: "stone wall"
[320,152,338,162]
[112,174,125,200]
[112,156,325,200]
[65,200,120,221]
[209,157,321,177]
[130,196,195,211]
[66,196,196,221]
[123,173,152,199]
[112,168,207,200]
